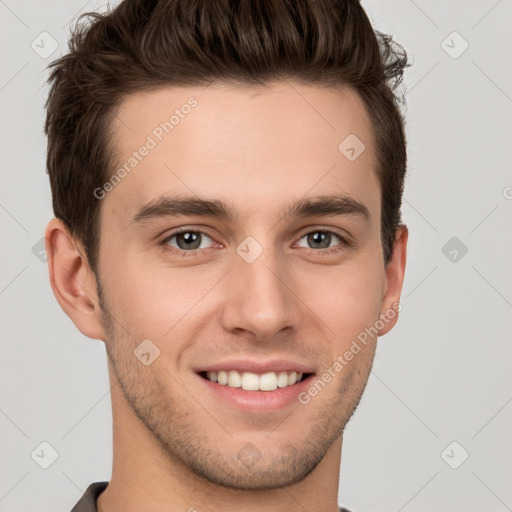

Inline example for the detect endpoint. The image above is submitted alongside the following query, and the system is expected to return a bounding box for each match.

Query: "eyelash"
[159,228,351,258]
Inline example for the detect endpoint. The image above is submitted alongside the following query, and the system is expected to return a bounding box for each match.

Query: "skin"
[46,81,407,512]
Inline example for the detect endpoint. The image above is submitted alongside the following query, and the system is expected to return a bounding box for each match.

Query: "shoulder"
[69,481,108,512]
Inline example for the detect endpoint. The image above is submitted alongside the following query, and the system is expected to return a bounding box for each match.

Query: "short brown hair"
[45,0,410,273]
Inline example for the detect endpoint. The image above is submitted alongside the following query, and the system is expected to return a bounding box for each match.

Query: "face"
[93,81,403,490]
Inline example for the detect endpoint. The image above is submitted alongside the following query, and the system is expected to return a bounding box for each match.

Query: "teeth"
[241,372,260,391]
[259,372,277,391]
[205,370,306,391]
[218,370,228,385]
[276,371,289,388]
[228,370,242,388]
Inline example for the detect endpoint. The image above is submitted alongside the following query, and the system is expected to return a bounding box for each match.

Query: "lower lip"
[196,373,315,413]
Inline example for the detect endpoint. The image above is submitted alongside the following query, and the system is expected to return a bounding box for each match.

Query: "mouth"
[193,358,316,412]
[195,369,315,412]
[197,370,315,391]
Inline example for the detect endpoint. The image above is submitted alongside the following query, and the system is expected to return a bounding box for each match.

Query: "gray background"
[1,0,511,510]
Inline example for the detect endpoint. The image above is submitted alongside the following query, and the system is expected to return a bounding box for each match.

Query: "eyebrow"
[129,193,371,226]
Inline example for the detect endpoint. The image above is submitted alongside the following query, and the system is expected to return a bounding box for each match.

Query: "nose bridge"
[219,234,300,338]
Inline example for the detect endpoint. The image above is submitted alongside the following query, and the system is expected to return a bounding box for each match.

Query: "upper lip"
[194,359,315,375]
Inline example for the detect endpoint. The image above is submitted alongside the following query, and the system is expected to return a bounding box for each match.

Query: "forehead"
[104,81,380,225]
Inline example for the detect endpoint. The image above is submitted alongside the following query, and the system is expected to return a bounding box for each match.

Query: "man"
[44,0,410,510]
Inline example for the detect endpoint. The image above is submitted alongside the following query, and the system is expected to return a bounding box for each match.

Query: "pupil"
[178,232,200,250]
[310,231,329,249]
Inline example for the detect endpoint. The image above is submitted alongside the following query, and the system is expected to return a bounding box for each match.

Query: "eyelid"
[296,224,351,240]
[161,227,220,248]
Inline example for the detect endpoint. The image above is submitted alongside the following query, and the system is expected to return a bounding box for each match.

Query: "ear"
[378,224,408,337]
[45,218,106,341]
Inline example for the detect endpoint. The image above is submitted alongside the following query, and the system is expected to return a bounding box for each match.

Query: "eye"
[160,228,351,258]
[161,229,216,255]
[295,230,349,254]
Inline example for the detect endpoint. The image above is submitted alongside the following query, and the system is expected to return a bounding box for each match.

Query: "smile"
[200,370,311,391]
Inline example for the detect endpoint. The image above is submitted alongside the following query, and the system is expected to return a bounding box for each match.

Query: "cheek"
[100,254,222,338]
[297,257,384,342]
[100,233,385,345]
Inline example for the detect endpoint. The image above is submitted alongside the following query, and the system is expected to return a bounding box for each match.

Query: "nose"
[218,241,302,341]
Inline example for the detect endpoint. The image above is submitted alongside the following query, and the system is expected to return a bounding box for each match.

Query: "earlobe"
[45,218,106,341]
[378,224,408,337]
